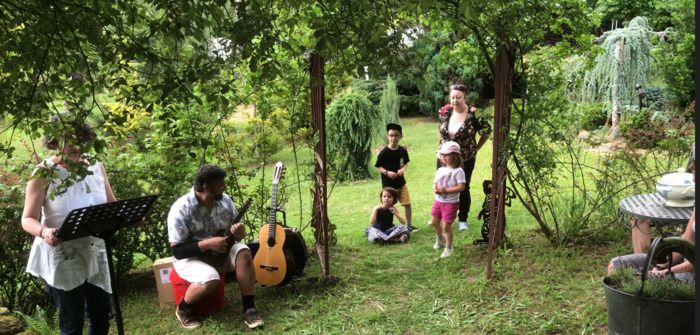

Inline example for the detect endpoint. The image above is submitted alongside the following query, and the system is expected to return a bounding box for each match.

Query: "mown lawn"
[119,116,628,334]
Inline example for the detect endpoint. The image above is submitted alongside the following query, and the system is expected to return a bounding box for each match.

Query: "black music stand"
[55,195,158,335]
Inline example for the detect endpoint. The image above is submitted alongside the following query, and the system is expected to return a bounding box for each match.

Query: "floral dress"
[438,104,492,162]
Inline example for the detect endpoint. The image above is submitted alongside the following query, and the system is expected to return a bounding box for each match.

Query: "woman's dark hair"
[194,164,227,192]
[44,122,96,150]
[380,187,399,205]
[449,84,469,93]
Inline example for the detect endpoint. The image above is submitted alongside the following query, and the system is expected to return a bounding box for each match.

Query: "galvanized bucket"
[604,237,695,335]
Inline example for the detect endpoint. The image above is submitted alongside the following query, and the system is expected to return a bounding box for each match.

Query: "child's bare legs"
[631,218,652,253]
[442,221,453,249]
[431,216,444,248]
[403,204,412,227]
[439,221,454,258]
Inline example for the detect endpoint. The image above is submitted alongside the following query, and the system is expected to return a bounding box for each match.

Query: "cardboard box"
[152,257,175,308]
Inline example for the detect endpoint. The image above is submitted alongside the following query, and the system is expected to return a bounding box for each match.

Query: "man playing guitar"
[167,164,263,329]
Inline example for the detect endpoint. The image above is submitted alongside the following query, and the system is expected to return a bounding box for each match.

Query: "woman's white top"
[448,121,461,139]
[25,159,112,293]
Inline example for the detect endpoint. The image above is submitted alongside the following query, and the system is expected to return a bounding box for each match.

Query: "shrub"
[653,0,695,108]
[326,91,380,181]
[0,171,50,313]
[15,305,58,335]
[350,79,383,105]
[620,108,662,149]
[576,103,608,131]
[241,116,282,162]
[378,76,400,126]
[508,45,660,245]
[644,87,673,111]
[399,95,420,116]
[619,107,693,151]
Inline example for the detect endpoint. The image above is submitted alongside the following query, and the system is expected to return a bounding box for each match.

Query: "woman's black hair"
[380,187,399,205]
[193,164,227,192]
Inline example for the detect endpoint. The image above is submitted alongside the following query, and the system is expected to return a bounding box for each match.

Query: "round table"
[619,193,693,227]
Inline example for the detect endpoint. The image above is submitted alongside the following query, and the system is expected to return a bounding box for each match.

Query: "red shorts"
[431,201,459,224]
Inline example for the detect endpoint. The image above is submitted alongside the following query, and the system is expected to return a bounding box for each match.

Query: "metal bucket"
[603,277,694,335]
[604,237,695,335]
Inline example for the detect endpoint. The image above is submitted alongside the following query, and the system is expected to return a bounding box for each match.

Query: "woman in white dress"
[22,122,117,335]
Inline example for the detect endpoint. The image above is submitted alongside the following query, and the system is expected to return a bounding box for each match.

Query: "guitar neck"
[267,184,278,237]
[224,198,252,239]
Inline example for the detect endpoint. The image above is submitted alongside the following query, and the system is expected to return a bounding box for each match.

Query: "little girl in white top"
[430,141,466,258]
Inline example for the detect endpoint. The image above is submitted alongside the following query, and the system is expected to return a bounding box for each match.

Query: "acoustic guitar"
[200,197,253,268]
[253,162,288,286]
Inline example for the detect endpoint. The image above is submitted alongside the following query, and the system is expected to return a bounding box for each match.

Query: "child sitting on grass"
[430,141,466,258]
[366,187,411,244]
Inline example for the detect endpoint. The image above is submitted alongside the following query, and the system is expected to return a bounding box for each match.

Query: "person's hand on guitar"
[231,222,246,242]
[202,236,229,254]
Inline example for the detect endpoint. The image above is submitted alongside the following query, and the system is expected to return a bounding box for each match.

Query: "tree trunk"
[608,39,623,140]
[609,89,620,139]
[310,52,330,277]
[486,38,513,281]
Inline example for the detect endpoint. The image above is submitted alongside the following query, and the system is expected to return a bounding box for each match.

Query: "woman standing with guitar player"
[167,164,263,330]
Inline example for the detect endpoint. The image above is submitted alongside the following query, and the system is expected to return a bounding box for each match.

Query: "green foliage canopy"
[653,0,695,108]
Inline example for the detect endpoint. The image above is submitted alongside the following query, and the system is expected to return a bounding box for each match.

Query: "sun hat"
[438,141,460,155]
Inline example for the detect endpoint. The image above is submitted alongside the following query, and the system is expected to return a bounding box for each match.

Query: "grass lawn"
[119,116,628,334]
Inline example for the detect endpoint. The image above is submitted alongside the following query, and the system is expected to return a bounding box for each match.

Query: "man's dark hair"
[193,164,226,192]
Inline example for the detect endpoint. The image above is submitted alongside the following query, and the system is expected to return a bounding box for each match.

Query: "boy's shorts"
[396,185,411,206]
[431,201,459,223]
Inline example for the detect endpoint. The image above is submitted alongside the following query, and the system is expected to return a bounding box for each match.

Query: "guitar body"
[199,229,229,268]
[248,228,307,286]
[253,223,288,286]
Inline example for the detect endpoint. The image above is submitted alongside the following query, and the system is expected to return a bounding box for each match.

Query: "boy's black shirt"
[375,145,410,189]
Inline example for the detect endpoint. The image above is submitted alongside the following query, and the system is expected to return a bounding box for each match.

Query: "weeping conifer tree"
[582,16,653,139]
[326,91,380,181]
[379,75,401,126]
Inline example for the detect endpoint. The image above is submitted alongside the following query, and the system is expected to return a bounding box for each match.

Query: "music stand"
[55,195,158,335]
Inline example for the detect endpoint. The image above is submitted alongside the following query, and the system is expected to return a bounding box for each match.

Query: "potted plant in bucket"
[603,237,695,335]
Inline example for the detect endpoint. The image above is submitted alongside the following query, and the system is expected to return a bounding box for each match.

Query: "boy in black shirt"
[375,123,416,232]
